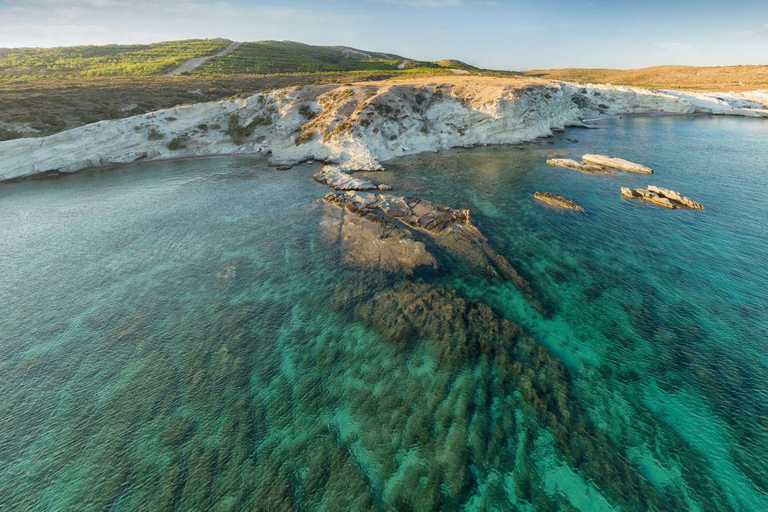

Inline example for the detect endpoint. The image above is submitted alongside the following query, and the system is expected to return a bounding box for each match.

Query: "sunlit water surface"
[1,116,766,511]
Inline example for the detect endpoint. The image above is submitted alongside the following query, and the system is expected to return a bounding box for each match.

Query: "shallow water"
[1,116,767,511]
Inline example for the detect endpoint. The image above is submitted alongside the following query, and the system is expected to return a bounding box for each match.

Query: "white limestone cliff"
[1,78,766,181]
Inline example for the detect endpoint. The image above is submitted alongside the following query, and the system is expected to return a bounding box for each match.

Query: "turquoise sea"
[1,116,767,511]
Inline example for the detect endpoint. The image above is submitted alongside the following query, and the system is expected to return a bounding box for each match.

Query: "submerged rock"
[312,165,384,191]
[534,192,584,211]
[582,154,652,174]
[351,281,671,511]
[621,186,704,209]
[546,158,610,174]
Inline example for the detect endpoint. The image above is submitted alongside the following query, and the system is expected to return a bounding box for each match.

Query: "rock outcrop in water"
[546,158,611,174]
[582,154,653,174]
[621,186,704,209]
[2,76,767,181]
[312,165,390,191]
[321,190,545,313]
[534,192,584,211]
[319,197,436,275]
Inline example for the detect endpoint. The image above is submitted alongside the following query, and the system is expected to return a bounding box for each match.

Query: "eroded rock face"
[322,191,545,314]
[583,154,653,174]
[621,186,704,209]
[546,158,610,174]
[534,192,584,211]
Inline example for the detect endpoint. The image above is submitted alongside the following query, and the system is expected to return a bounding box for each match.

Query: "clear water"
[1,116,766,511]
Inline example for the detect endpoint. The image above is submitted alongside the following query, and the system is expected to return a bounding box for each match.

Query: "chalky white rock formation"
[1,77,766,181]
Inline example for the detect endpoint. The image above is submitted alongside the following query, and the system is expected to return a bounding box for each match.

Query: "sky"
[0,0,766,69]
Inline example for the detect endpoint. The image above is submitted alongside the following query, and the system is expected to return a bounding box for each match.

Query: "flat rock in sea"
[621,186,704,209]
[582,154,652,174]
[534,192,584,211]
[312,165,385,191]
[546,158,611,174]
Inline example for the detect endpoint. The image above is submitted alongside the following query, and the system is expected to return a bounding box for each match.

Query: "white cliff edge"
[1,80,766,181]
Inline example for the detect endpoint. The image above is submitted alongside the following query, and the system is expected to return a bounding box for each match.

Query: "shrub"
[147,128,164,141]
[298,105,315,119]
[0,127,24,141]
[226,113,270,143]
[294,130,316,145]
[167,135,188,150]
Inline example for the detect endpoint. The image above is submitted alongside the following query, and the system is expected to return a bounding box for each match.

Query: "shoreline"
[1,76,766,182]
[1,111,761,184]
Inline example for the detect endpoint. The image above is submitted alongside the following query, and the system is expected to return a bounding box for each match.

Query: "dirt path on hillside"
[165,41,242,76]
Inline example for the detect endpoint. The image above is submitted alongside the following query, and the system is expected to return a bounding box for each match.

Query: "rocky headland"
[1,76,767,181]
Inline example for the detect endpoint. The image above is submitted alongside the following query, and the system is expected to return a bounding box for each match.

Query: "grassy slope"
[523,65,768,91]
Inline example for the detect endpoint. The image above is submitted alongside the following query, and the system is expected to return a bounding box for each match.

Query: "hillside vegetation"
[524,65,768,91]
[0,39,230,78]
[191,41,405,74]
[0,39,466,79]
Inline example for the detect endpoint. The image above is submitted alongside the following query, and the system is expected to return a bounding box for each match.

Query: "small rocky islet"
[533,191,584,211]
[545,158,612,174]
[545,152,704,211]
[621,185,704,209]
[546,154,652,175]
[582,154,653,174]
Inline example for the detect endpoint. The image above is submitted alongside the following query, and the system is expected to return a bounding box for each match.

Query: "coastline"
[1,76,766,182]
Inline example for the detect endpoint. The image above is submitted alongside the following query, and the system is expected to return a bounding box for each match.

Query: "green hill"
[190,41,404,75]
[0,39,231,78]
[0,39,478,79]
